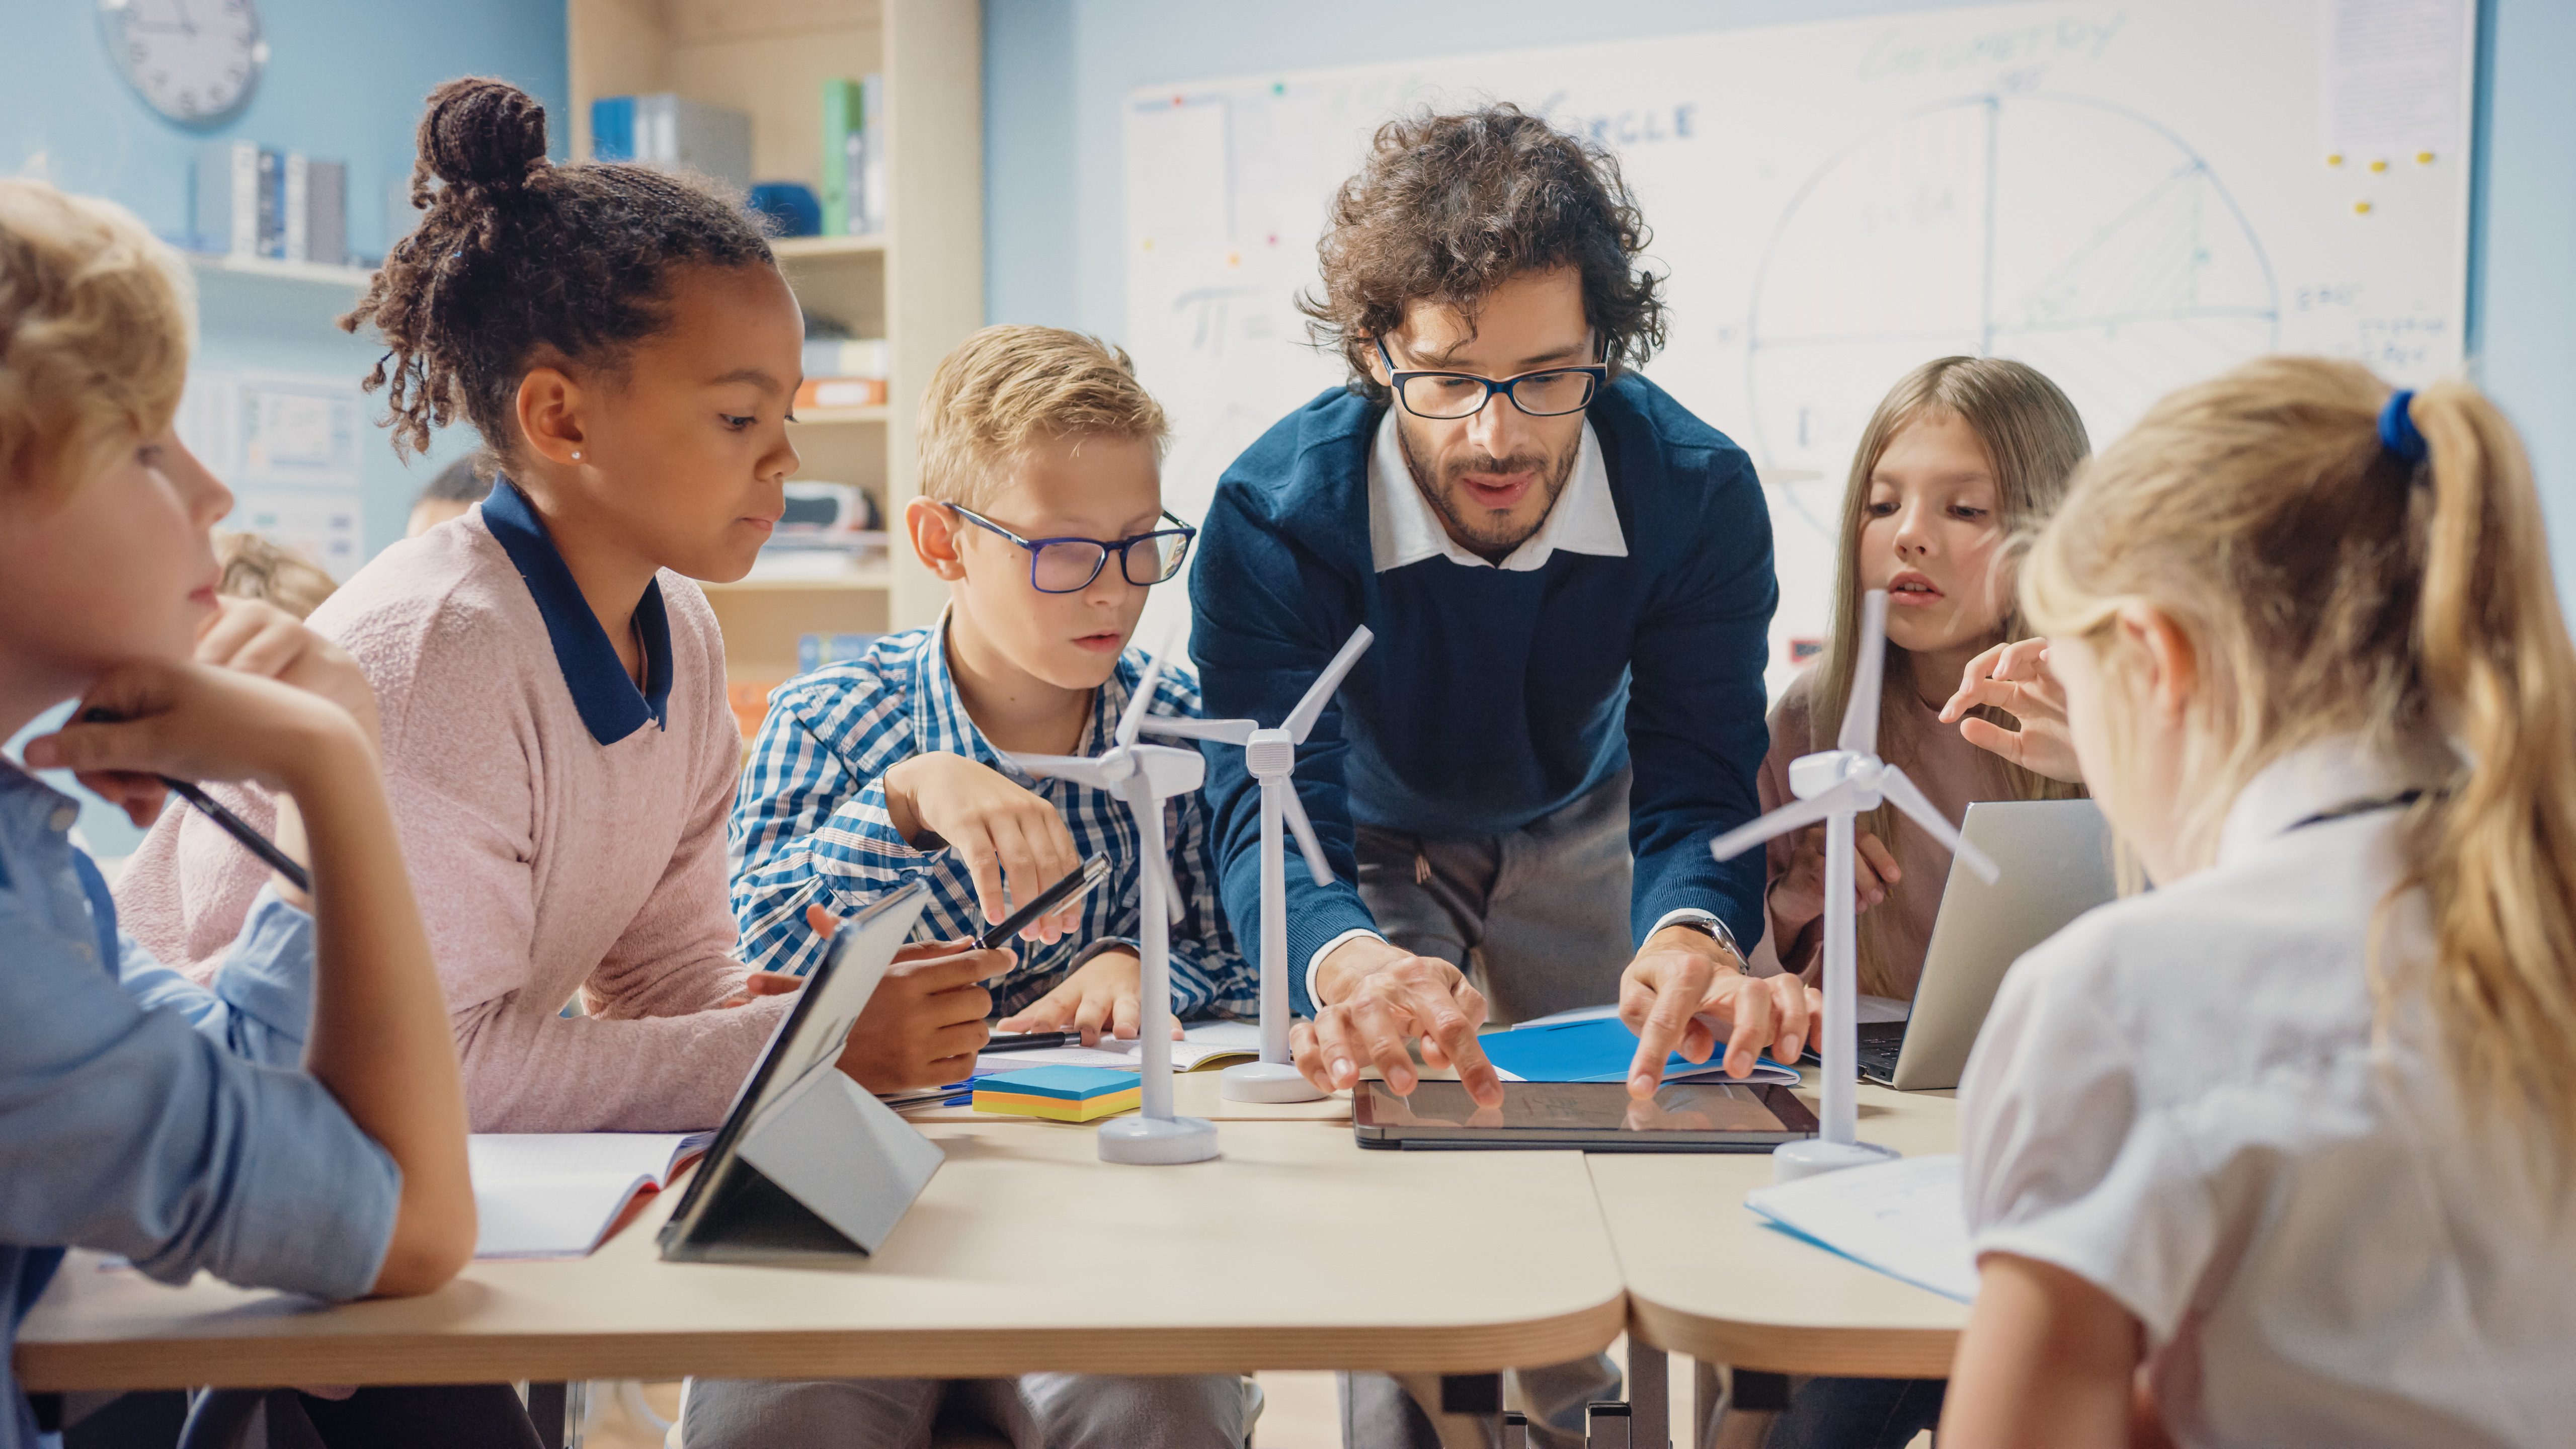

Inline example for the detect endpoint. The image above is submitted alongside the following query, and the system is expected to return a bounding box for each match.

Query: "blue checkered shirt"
[729,620,1256,1020]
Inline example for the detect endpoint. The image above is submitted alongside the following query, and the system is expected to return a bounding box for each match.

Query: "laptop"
[1856,799,2116,1091]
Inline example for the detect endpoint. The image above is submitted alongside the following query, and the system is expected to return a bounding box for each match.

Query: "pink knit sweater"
[115,508,787,1131]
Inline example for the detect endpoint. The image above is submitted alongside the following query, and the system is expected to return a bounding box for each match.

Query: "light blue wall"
[3,1,567,854]
[984,0,2576,586]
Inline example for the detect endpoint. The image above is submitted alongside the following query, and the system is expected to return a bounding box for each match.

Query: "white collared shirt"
[1309,405,1726,1010]
[1365,405,1627,574]
[1961,738,2575,1444]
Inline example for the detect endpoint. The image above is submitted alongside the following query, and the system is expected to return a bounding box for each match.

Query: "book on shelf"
[799,632,886,673]
[820,75,889,236]
[803,338,890,381]
[194,143,347,265]
[796,377,887,411]
[593,93,753,195]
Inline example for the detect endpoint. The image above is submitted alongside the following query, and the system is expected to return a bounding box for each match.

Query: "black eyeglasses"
[946,505,1198,593]
[1376,336,1608,421]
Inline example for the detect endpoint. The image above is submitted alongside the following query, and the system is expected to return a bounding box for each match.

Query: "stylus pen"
[981,1030,1079,1053]
[973,852,1112,951]
[79,708,311,894]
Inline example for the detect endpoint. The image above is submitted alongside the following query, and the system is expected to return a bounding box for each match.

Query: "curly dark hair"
[1298,103,1666,403]
[341,77,776,459]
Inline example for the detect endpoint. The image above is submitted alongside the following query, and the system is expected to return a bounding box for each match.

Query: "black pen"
[973,852,1112,951]
[980,1030,1079,1053]
[79,708,311,894]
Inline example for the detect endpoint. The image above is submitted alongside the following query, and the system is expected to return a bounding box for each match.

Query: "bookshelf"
[569,0,981,687]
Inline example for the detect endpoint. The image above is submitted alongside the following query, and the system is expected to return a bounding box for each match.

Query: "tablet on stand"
[660,882,944,1265]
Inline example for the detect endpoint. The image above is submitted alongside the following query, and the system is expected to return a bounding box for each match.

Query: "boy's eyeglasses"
[946,505,1198,594]
[1376,336,1608,421]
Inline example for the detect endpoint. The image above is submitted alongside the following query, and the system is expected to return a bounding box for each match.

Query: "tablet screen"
[1354,1079,1818,1149]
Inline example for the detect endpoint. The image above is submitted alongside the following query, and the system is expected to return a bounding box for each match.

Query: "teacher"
[1191,105,1817,1126]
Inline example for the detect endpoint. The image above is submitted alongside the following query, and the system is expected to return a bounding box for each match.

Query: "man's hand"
[994,947,1182,1047]
[1768,824,1900,934]
[1941,638,2084,784]
[881,752,1084,942]
[196,595,381,748]
[1619,925,1819,1097]
[800,905,1013,1090]
[1290,936,1498,1105]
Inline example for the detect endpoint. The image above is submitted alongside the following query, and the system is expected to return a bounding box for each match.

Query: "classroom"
[2,0,2571,1446]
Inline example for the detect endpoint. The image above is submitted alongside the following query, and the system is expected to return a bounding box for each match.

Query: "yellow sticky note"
[2416,150,2436,165]
[2327,152,2345,167]
[2369,158,2390,173]
[2355,200,2375,215]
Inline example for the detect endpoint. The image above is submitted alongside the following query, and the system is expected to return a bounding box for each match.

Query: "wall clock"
[97,0,267,128]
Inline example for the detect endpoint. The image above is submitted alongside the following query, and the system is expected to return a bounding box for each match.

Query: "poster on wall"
[176,370,368,582]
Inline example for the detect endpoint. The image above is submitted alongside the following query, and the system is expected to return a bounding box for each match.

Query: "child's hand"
[880,751,1085,941]
[994,947,1185,1048]
[195,596,381,748]
[1768,822,1900,933]
[24,658,369,822]
[1941,638,2085,784]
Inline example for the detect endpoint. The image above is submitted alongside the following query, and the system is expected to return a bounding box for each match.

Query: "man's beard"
[1395,416,1581,564]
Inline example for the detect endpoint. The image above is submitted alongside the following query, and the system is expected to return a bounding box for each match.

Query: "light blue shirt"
[0,763,400,1448]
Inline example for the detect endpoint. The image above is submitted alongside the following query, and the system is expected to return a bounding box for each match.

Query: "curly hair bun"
[420,77,548,192]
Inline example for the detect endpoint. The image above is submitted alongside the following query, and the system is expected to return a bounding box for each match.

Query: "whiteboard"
[1120,0,2473,690]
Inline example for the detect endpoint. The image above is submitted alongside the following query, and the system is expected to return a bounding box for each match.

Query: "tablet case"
[660,883,944,1265]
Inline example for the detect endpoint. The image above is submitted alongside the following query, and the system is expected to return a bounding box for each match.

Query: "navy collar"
[479,478,673,745]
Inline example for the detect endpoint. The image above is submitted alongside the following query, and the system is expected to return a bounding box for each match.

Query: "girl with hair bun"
[1944,359,2576,1445]
[117,75,1009,1133]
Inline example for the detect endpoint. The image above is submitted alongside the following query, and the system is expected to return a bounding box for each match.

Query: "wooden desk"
[900,1069,1352,1123]
[1589,1077,1968,1379]
[17,1121,1621,1393]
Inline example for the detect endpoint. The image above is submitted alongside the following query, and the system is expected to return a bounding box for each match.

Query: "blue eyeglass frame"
[945,504,1199,593]
[1375,336,1610,420]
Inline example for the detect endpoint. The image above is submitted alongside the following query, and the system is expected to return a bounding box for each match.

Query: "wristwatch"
[1662,914,1750,972]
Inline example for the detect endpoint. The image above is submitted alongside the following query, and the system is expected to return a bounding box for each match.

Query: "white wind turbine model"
[1007,635,1219,1165]
[1707,590,2000,1183]
[1143,625,1375,1103]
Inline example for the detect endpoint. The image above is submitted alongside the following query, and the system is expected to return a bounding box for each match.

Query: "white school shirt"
[1960,737,2576,1448]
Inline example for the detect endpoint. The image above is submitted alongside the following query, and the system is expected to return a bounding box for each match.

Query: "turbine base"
[1771,1138,1901,1184]
[1097,1114,1221,1165]
[1220,1061,1328,1102]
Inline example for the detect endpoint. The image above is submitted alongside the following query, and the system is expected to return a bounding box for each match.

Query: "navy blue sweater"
[1189,374,1777,1014]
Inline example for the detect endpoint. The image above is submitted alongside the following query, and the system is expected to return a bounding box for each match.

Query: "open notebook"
[1742,1153,1978,1302]
[470,1132,713,1260]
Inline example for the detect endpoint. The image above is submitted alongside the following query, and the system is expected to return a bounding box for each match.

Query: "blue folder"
[1477,1016,1797,1085]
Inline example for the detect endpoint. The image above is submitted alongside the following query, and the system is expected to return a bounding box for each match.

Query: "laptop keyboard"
[1856,1021,1907,1085]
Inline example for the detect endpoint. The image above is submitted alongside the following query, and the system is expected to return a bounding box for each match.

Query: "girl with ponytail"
[1943,357,2576,1446]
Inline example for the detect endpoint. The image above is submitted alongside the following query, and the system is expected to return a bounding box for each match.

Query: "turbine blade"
[1284,625,1376,743]
[1877,766,2001,883]
[1140,715,1258,745]
[1707,785,1855,862]
[1838,590,1888,756]
[1123,774,1187,923]
[1009,753,1113,790]
[1278,785,1334,887]
[1116,622,1180,748]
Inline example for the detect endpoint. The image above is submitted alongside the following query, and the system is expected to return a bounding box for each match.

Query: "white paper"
[469,1132,711,1260]
[976,1019,1262,1075]
[2324,0,2469,157]
[1743,1154,1979,1303]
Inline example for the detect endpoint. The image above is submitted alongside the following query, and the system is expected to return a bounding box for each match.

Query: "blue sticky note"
[1477,1017,1789,1083]
[978,1065,1139,1101]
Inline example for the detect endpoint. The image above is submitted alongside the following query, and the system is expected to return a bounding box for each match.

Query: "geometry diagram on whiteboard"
[1745,94,2279,484]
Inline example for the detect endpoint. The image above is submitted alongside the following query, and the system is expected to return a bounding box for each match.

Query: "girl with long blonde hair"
[1945,357,2576,1445]
[1759,356,2089,1001]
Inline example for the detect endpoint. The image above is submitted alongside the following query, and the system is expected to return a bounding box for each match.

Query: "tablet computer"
[660,881,941,1264]
[1352,1079,1818,1152]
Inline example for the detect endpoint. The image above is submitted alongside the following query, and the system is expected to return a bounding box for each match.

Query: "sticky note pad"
[972,1066,1140,1122]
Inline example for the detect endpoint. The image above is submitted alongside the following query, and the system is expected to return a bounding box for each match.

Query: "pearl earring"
[571,451,583,460]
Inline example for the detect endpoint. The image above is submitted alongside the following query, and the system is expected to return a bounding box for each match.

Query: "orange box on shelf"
[727,679,784,740]
[795,376,888,411]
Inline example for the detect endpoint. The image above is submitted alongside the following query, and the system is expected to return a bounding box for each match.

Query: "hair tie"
[2378,389,2429,467]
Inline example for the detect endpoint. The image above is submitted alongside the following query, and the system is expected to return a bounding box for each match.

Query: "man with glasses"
[1189,106,1819,1447]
